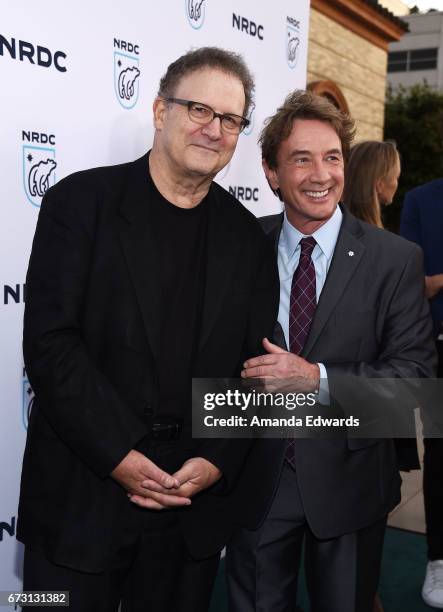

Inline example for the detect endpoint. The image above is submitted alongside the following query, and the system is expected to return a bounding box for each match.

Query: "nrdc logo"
[186,0,206,29]
[22,130,57,208]
[242,109,254,137]
[286,17,300,70]
[22,368,35,430]
[114,38,140,109]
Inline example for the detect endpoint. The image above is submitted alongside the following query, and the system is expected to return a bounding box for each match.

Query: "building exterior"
[388,11,443,90]
[378,0,410,17]
[308,0,408,140]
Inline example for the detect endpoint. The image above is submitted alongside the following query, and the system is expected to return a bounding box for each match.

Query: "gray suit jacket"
[231,205,435,539]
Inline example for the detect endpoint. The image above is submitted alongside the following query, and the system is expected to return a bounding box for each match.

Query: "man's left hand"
[172,457,222,498]
[242,337,320,392]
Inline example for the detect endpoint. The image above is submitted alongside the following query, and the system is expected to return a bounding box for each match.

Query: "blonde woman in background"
[343,139,401,227]
[343,142,423,475]
[343,139,415,612]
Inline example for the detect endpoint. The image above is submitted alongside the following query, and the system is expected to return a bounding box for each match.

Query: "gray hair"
[158,46,255,116]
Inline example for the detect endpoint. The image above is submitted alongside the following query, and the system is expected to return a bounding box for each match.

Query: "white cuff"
[317,363,330,405]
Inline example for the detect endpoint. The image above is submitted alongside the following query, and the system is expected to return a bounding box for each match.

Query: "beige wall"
[308,9,388,141]
[378,0,410,17]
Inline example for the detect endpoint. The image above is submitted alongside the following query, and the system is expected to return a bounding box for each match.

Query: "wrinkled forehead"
[276,118,343,156]
[172,67,246,113]
[172,65,235,89]
[291,118,341,144]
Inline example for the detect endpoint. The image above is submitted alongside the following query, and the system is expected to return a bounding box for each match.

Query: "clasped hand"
[111,449,221,510]
[111,338,317,510]
[241,337,320,393]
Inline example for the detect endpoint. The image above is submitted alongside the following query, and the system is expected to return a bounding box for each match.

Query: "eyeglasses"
[165,98,250,134]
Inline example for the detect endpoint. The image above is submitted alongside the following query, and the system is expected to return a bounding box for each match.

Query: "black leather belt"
[147,416,182,441]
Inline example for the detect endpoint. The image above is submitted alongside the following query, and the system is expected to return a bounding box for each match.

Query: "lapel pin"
[348,250,354,257]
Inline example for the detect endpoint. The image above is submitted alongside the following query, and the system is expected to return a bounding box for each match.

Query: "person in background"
[344,140,422,470]
[400,177,443,609]
[343,139,401,227]
[343,139,413,612]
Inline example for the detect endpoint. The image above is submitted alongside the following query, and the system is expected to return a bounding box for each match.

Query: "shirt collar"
[281,205,343,262]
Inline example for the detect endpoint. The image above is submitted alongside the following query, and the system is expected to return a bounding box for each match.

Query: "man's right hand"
[111,449,191,510]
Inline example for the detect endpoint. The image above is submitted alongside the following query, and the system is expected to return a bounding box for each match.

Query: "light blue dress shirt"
[277,205,343,398]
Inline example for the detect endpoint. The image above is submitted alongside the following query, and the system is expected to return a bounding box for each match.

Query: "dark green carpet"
[379,528,430,611]
[210,527,431,611]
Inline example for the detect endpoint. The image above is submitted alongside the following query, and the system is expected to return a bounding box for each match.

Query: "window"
[307,81,350,115]
[410,48,438,71]
[388,48,438,73]
[388,51,407,72]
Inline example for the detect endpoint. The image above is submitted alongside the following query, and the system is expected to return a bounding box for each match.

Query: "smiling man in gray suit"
[226,90,436,612]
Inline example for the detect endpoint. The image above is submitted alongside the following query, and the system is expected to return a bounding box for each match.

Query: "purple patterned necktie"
[286,236,317,467]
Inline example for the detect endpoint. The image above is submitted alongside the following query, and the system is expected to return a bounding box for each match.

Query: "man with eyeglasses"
[18,47,279,611]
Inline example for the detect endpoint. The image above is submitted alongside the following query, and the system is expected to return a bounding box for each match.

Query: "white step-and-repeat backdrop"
[0,0,310,589]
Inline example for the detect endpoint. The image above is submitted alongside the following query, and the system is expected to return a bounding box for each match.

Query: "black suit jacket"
[230,207,436,539]
[17,153,279,571]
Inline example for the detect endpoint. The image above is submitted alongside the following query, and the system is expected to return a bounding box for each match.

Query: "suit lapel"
[264,214,286,349]
[118,154,163,359]
[261,213,283,255]
[199,186,240,352]
[273,321,288,351]
[302,209,366,357]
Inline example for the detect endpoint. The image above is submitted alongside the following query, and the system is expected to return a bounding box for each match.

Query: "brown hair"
[158,46,254,116]
[260,89,356,170]
[343,140,400,228]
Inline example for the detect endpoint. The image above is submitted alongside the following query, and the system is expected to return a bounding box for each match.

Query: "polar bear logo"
[118,66,140,101]
[188,0,205,23]
[28,158,57,198]
[287,36,300,64]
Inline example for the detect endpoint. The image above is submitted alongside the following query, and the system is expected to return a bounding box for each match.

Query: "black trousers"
[23,439,220,612]
[423,338,443,561]
[23,515,219,612]
[424,438,443,560]
[226,463,386,612]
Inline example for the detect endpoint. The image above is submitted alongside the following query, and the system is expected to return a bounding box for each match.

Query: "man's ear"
[262,159,279,191]
[153,97,167,130]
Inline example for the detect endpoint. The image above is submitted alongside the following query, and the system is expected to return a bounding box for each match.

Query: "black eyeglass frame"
[165,97,250,134]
